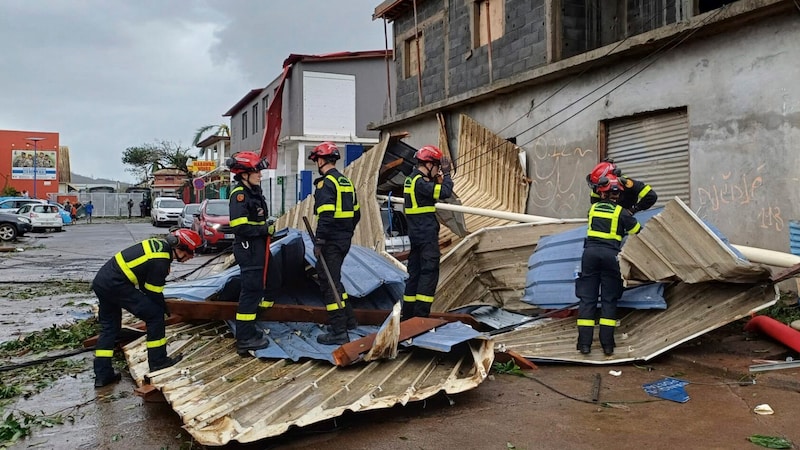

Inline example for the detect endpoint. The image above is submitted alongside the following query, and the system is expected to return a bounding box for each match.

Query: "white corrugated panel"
[302,71,356,136]
[607,109,689,207]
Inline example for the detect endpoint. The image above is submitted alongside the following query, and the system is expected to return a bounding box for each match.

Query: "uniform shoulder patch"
[236,193,245,202]
[625,179,634,188]
[316,180,324,189]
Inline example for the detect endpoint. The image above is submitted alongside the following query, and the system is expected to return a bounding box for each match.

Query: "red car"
[191,199,234,251]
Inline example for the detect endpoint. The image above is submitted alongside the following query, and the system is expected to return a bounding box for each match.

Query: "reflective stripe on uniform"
[115,239,171,286]
[577,319,595,327]
[403,295,416,303]
[638,184,652,202]
[599,318,617,327]
[237,312,257,321]
[587,203,623,241]
[144,283,164,293]
[146,338,167,348]
[95,349,114,358]
[230,216,266,227]
[315,174,358,218]
[259,300,274,308]
[404,174,436,214]
[416,294,434,303]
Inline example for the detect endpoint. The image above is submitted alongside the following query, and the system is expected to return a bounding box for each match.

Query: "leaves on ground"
[492,360,526,376]
[747,434,793,449]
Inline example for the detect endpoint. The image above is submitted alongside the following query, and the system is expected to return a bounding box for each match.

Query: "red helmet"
[587,161,617,187]
[226,151,269,174]
[596,174,624,193]
[169,228,203,253]
[414,145,443,163]
[308,142,340,161]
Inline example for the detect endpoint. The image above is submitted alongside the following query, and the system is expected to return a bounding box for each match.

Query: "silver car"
[179,203,201,228]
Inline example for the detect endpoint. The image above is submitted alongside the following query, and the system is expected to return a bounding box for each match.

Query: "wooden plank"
[163,299,480,329]
[332,317,447,366]
[770,262,800,283]
[82,315,183,348]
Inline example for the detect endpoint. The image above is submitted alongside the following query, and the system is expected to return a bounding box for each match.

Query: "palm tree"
[193,124,230,157]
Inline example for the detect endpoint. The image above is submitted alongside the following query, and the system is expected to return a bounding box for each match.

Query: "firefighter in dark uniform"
[309,142,360,345]
[402,145,454,320]
[575,174,641,356]
[92,228,202,387]
[227,151,276,355]
[587,159,657,214]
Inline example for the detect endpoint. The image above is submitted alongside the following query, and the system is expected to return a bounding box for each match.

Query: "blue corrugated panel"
[790,221,800,256]
[401,322,483,352]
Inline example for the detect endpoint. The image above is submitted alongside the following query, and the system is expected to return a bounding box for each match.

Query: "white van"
[150,197,185,227]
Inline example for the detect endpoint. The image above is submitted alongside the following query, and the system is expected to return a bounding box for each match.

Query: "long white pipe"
[376,195,586,225]
[377,195,800,268]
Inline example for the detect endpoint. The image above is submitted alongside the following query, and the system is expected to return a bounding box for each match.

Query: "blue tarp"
[643,377,690,403]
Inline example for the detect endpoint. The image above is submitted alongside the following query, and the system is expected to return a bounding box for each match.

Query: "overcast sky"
[0,0,389,182]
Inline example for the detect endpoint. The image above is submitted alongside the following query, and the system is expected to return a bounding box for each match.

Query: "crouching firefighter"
[227,151,278,355]
[309,142,360,345]
[576,174,641,356]
[92,228,202,387]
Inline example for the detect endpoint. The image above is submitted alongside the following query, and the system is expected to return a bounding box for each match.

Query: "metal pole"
[26,137,45,199]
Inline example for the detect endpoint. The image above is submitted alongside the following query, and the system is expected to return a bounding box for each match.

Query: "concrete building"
[0,129,60,199]
[372,0,800,252]
[224,50,395,216]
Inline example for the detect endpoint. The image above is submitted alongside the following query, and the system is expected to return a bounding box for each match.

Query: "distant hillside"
[70,172,124,185]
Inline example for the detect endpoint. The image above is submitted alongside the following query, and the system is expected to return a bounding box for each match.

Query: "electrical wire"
[0,347,95,372]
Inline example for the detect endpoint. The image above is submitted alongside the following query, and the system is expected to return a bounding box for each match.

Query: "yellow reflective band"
[599,318,617,327]
[590,191,601,199]
[326,302,342,311]
[230,186,243,197]
[236,313,257,321]
[144,283,164,293]
[341,293,349,300]
[587,203,623,241]
[638,184,652,202]
[416,294,434,303]
[146,338,167,348]
[403,295,416,302]
[577,319,595,327]
[316,175,358,218]
[433,183,442,201]
[630,222,641,234]
[259,300,274,308]
[115,252,138,285]
[404,174,436,214]
[95,349,114,358]
[230,217,266,227]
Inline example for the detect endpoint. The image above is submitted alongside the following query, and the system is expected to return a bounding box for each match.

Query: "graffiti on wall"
[528,136,593,214]
[696,163,783,232]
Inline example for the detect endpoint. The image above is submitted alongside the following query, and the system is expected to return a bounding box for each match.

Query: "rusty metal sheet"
[123,322,493,446]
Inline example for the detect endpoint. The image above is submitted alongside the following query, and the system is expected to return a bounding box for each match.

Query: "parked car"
[179,203,201,228]
[48,202,73,225]
[0,197,47,213]
[15,203,63,232]
[150,197,185,227]
[192,199,233,251]
[0,214,32,241]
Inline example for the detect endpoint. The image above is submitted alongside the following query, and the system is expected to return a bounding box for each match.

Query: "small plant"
[0,317,99,358]
[760,291,800,325]
[492,360,527,376]
[0,410,65,448]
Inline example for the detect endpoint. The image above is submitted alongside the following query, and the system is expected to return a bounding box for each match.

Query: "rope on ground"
[0,347,95,372]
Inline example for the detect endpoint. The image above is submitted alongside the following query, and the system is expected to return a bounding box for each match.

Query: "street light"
[26,137,45,199]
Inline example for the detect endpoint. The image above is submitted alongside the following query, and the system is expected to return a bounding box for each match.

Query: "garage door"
[606,109,689,207]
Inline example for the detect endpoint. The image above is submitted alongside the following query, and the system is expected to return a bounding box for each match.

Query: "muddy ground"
[1,221,799,450]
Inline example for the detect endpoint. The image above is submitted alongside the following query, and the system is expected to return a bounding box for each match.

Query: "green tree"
[193,124,230,157]
[121,140,195,183]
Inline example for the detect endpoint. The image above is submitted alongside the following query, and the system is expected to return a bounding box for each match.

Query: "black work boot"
[93,358,121,388]
[148,347,183,372]
[599,325,616,356]
[414,301,432,319]
[236,331,270,356]
[577,326,594,355]
[317,310,349,345]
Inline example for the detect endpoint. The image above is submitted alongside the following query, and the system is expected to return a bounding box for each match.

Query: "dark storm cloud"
[0,0,387,181]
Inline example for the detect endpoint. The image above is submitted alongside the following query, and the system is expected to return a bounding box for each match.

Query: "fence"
[48,192,147,218]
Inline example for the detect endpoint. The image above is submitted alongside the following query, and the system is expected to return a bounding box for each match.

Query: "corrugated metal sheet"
[124,322,493,445]
[619,198,772,284]
[435,222,582,312]
[607,109,689,207]
[790,220,800,256]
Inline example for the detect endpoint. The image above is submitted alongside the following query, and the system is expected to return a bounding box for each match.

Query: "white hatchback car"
[151,197,186,227]
[16,203,64,232]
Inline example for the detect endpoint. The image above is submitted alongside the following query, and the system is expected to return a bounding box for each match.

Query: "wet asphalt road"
[3,221,800,449]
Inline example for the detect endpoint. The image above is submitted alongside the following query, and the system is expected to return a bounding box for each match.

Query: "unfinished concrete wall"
[382,14,800,252]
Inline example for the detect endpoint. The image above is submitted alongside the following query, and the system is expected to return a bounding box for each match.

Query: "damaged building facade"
[372,0,800,253]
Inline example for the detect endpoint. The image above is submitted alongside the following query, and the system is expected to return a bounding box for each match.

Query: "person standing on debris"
[576,174,641,356]
[127,198,134,218]
[227,151,276,355]
[309,142,360,345]
[91,228,202,387]
[586,159,657,214]
[85,201,94,224]
[402,145,453,320]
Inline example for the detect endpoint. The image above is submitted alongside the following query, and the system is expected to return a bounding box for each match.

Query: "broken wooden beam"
[332,317,447,367]
[163,299,480,328]
[770,261,800,283]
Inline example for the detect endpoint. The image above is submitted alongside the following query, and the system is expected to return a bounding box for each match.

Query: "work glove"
[267,218,276,236]
[440,157,452,176]
[313,238,325,259]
